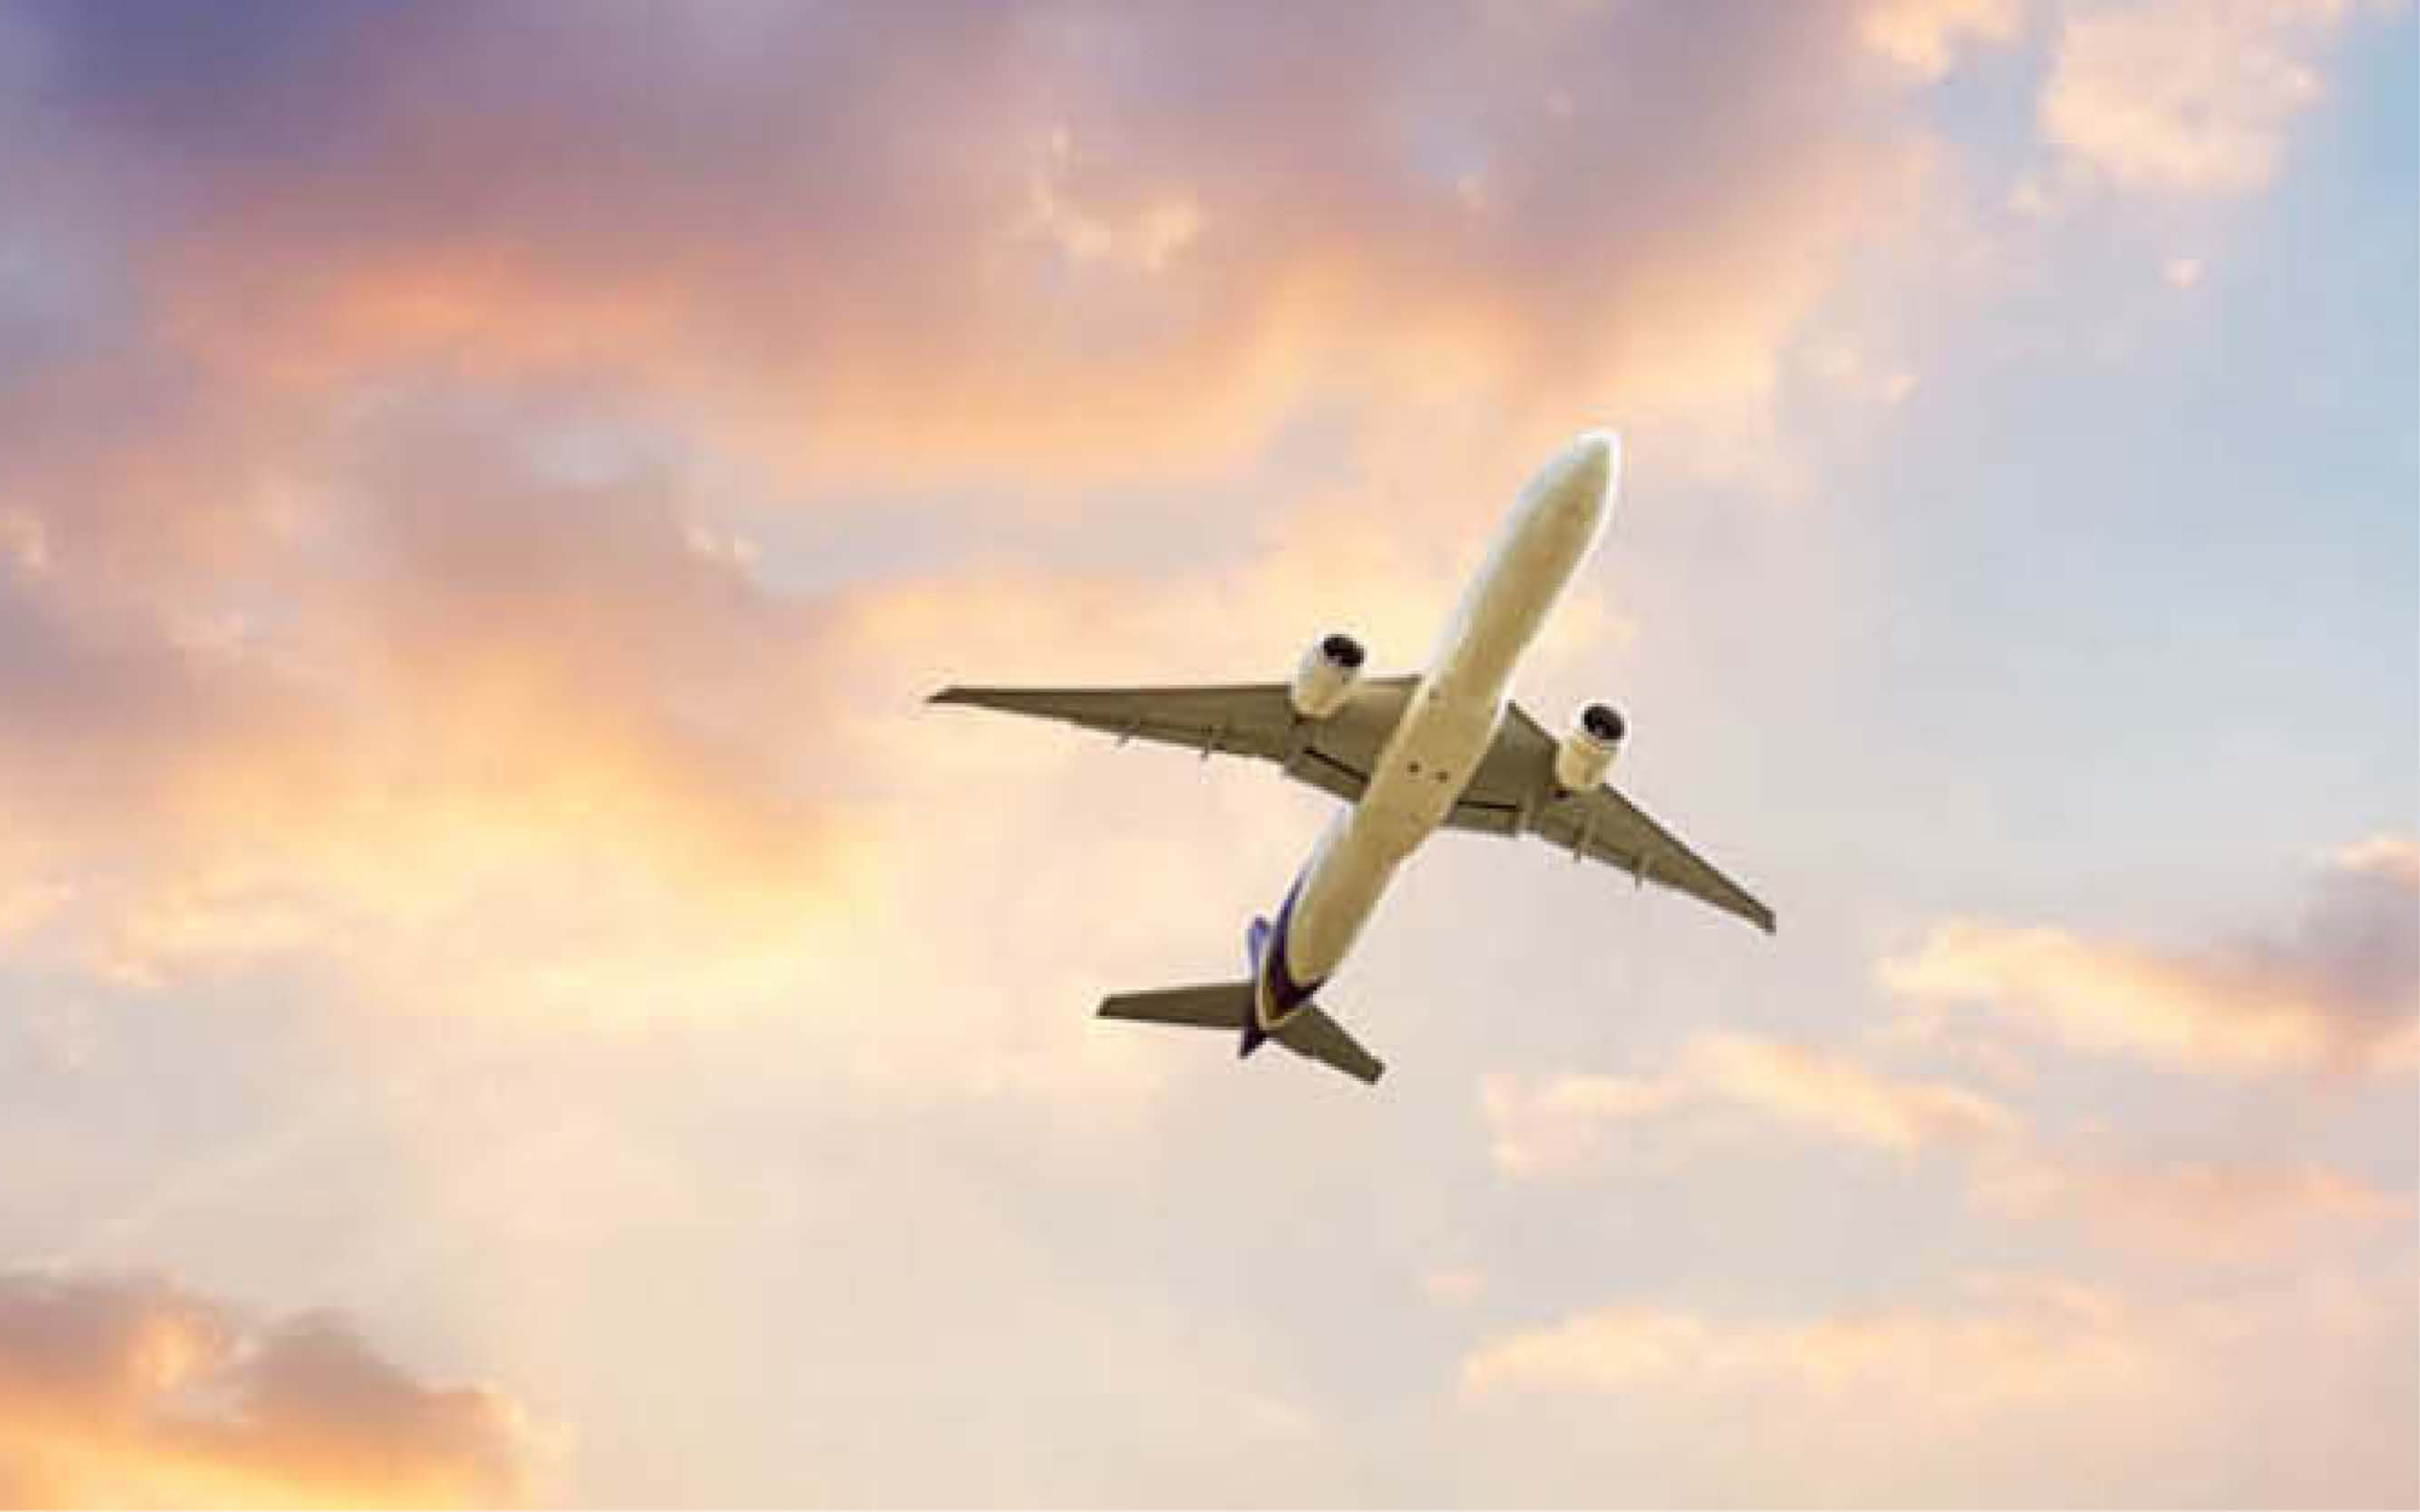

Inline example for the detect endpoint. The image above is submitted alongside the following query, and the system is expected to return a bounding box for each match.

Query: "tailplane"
[1098,981,1255,1032]
[1096,975,1385,1087]
[1270,1004,1384,1084]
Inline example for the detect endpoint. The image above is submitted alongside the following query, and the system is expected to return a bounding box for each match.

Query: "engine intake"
[1290,632,1367,720]
[1555,701,1624,791]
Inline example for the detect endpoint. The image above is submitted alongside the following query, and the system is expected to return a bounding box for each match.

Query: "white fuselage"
[1255,430,1619,1031]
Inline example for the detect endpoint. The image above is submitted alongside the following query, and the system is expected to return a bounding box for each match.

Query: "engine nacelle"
[1554,702,1625,791]
[1289,632,1367,720]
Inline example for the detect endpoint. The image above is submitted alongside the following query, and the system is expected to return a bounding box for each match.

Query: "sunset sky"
[1,1,2414,1505]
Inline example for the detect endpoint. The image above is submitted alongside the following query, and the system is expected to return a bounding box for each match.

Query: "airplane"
[929,429,1772,1086]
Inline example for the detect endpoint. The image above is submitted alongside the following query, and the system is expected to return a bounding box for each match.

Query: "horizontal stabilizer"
[1098,982,1385,1086]
[1098,981,1253,1031]
[1271,1005,1385,1085]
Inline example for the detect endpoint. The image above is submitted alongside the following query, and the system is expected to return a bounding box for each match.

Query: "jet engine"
[1289,632,1367,720]
[1554,702,1625,792]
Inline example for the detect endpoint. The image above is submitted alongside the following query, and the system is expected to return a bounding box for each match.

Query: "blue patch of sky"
[1790,35,2416,927]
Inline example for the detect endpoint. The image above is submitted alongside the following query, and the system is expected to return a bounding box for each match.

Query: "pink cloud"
[0,1269,532,1507]
[1881,837,2420,1075]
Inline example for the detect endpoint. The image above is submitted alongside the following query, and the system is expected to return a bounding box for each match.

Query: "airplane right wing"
[1450,703,1775,934]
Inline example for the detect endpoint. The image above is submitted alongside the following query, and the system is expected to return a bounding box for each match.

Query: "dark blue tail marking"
[1241,917,1272,1057]
[1242,876,1327,1060]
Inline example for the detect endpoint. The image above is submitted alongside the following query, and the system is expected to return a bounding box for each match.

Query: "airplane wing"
[928,677,1418,805]
[931,682,1772,934]
[1450,704,1775,934]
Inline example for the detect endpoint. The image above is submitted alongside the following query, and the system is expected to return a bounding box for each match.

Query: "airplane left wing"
[928,678,1417,806]
[1451,704,1775,934]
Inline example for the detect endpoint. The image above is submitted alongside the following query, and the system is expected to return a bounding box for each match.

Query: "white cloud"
[1860,0,2024,77]
[2040,0,2362,196]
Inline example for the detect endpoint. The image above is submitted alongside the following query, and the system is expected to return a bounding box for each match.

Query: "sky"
[0,0,2413,1505]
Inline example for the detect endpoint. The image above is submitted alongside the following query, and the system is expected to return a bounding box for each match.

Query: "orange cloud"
[1462,1271,2152,1410]
[1974,1143,2398,1260]
[1482,1029,2396,1258]
[0,1271,530,1508]
[1881,837,2420,1075]
[0,2,1966,1062]
[0,1,1946,535]
[0,3,1976,1084]
[0,396,1571,1122]
[0,420,866,1003]
[1456,1265,2420,1504]
[1685,1031,2020,1150]
[0,318,1654,1049]
[1480,1031,2019,1176]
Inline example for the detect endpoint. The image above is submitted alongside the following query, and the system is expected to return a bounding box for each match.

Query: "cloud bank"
[0,1270,530,1508]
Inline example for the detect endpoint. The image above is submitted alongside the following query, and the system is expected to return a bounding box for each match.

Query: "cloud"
[1462,1271,2148,1408]
[2039,0,2367,197]
[1975,1143,2397,1259]
[1881,837,2420,1074]
[0,1270,530,1507]
[1458,1267,2420,1504]
[0,392,877,1008]
[1480,1030,2018,1176]
[0,0,1968,1065]
[0,5,2404,1505]
[0,0,1935,512]
[1858,0,2023,77]
[0,366,1540,1116]
[1482,1029,2396,1258]
[2336,833,2420,886]
[1420,1268,1487,1306]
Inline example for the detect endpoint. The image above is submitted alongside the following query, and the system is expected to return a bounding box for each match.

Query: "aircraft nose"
[1566,429,1616,495]
[1547,428,1619,517]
